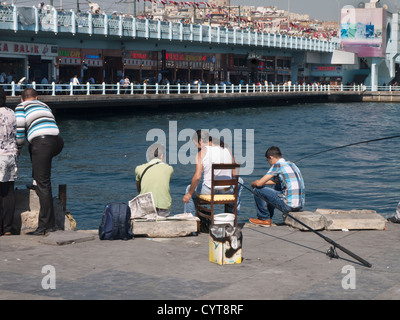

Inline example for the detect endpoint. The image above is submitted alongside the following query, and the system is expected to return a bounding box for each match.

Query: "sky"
[9,0,400,21]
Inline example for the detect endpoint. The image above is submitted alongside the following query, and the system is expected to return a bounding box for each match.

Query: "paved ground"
[0,221,399,303]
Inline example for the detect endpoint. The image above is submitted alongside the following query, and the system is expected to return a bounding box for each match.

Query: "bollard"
[58,184,67,212]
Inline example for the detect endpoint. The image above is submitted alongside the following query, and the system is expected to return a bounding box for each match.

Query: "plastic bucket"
[214,213,235,227]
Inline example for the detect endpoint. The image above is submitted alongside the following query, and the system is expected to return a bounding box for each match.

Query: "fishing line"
[294,134,400,163]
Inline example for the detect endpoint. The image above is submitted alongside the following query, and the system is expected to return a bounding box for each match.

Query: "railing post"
[69,82,73,95]
[117,82,120,95]
[177,83,180,94]
[52,82,56,96]
[187,84,190,94]
[34,6,39,33]
[53,8,58,34]
[102,82,106,95]
[88,12,93,35]
[198,84,200,94]
[71,10,77,35]
[167,83,170,94]
[223,84,226,93]
[119,15,123,38]
[155,83,159,94]
[143,83,147,94]
[239,84,241,93]
[104,13,108,36]
[12,5,18,32]
[215,84,218,93]
[11,81,15,97]
[232,84,234,93]
[132,18,137,38]
[206,84,209,94]
[86,82,90,95]
[130,83,134,94]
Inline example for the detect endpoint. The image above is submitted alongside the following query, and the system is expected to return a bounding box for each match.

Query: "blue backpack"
[99,202,134,240]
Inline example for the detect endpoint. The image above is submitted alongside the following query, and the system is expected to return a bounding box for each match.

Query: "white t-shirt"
[202,145,232,188]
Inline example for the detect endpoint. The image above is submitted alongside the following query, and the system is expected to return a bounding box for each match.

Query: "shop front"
[123,50,158,83]
[57,48,82,83]
[104,50,123,83]
[165,52,222,84]
[309,65,343,85]
[0,41,58,83]
[82,49,103,83]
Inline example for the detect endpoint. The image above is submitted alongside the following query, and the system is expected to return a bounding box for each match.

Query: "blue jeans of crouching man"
[253,184,300,220]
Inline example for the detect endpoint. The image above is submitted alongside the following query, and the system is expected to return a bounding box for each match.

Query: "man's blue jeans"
[184,178,243,216]
[253,184,296,220]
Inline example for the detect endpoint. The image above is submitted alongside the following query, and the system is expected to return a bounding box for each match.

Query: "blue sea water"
[15,102,400,230]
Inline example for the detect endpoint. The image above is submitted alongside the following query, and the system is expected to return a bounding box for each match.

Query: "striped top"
[15,99,59,147]
[267,158,305,208]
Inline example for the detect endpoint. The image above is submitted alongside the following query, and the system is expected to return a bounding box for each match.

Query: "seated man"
[135,144,174,217]
[183,130,242,216]
[249,146,305,227]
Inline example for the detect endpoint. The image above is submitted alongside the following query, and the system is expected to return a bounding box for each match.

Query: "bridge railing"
[2,82,395,97]
[0,5,340,52]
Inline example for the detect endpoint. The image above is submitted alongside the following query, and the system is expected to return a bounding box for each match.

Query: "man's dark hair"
[0,87,6,107]
[265,146,282,159]
[192,129,209,144]
[21,88,38,101]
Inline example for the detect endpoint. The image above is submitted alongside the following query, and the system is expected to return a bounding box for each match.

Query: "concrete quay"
[5,91,363,114]
[0,220,399,301]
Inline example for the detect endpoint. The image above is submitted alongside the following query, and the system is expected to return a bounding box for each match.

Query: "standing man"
[249,146,305,227]
[135,144,174,217]
[15,88,64,235]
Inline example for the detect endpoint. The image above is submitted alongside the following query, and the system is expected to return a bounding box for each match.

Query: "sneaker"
[249,218,271,227]
[387,216,400,224]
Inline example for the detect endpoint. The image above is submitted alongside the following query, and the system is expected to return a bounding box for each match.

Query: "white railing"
[0,5,340,52]
[1,82,393,97]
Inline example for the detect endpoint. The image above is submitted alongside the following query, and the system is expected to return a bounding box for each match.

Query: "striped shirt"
[15,100,59,147]
[267,158,305,208]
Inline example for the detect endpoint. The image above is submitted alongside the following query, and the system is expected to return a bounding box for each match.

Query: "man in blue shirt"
[249,146,305,227]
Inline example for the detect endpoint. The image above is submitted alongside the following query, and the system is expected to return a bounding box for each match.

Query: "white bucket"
[214,213,235,227]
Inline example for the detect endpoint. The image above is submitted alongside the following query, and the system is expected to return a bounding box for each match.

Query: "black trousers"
[29,135,64,229]
[0,181,15,234]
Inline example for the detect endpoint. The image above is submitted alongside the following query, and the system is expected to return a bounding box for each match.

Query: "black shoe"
[387,216,400,224]
[26,184,37,191]
[27,227,48,236]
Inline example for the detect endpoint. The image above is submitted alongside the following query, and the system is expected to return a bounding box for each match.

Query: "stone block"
[283,211,326,231]
[315,209,386,231]
[13,189,76,234]
[132,218,199,238]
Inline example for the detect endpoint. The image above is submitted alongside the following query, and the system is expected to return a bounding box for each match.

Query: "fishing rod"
[239,182,372,268]
[294,134,400,163]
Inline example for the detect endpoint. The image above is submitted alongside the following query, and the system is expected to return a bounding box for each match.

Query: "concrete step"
[131,217,199,238]
[284,208,386,231]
